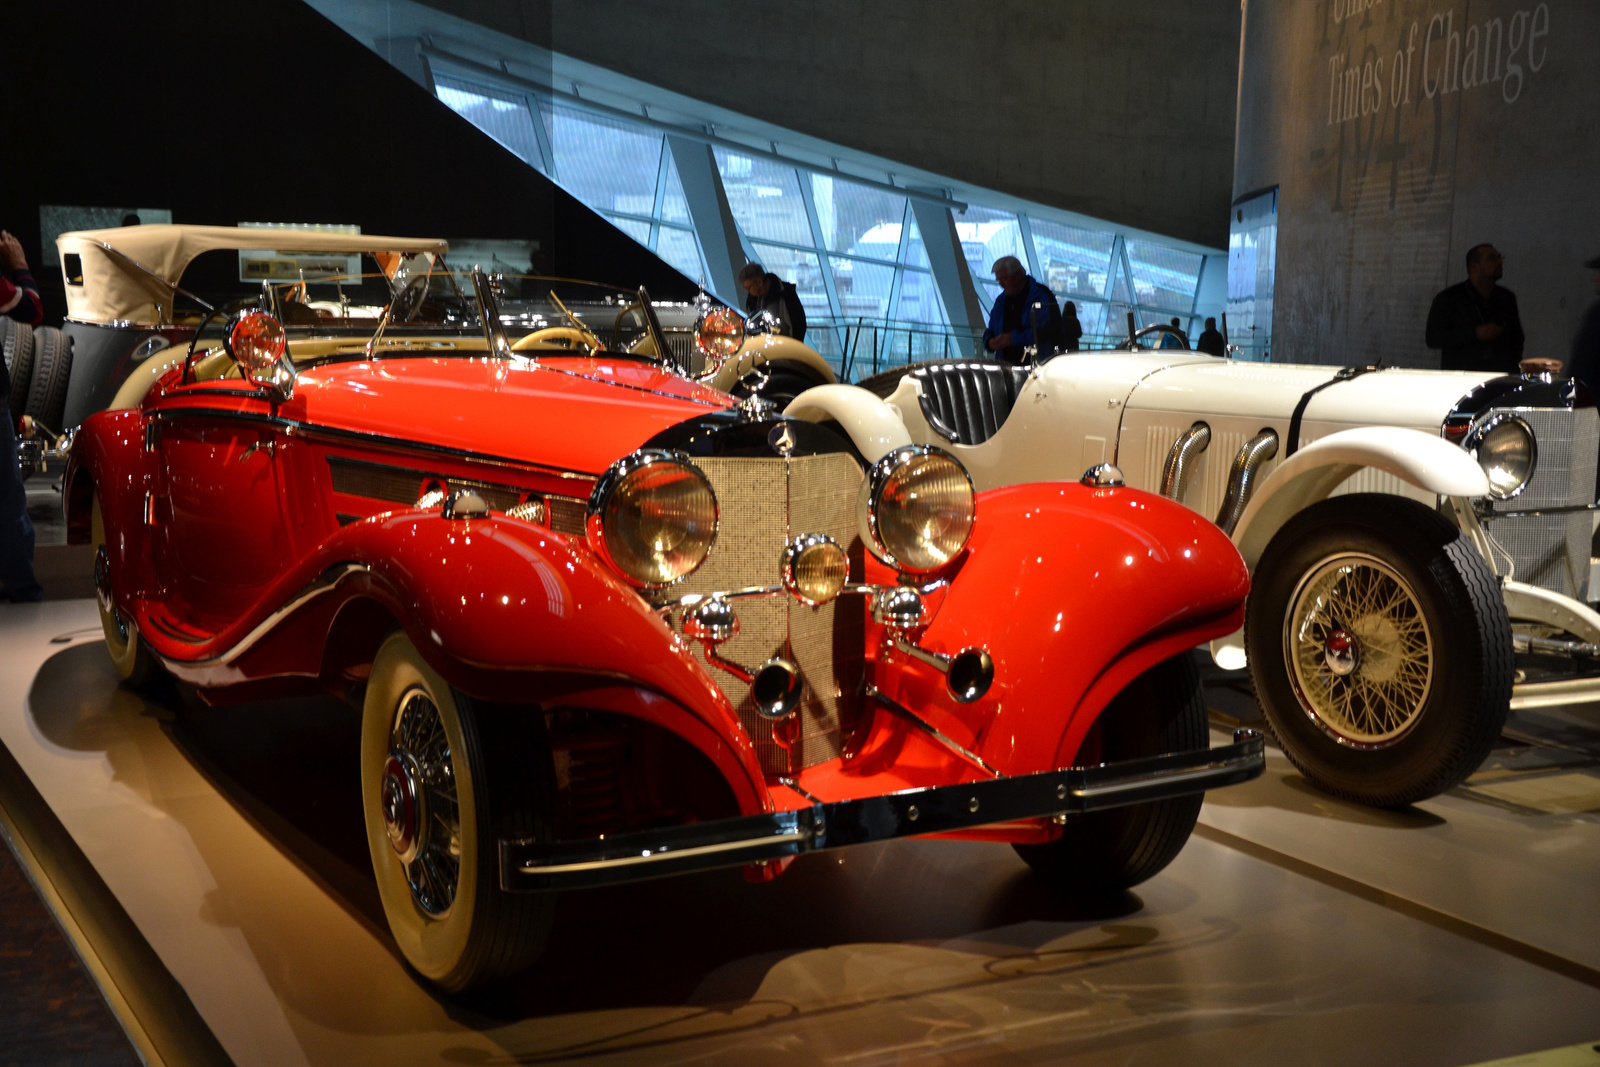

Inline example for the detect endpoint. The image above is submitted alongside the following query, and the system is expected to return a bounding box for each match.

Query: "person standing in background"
[1566,253,1600,400]
[1425,244,1525,372]
[1168,316,1190,348]
[738,262,807,342]
[0,230,44,602]
[1196,316,1226,356]
[982,256,1060,364]
[1061,300,1083,352]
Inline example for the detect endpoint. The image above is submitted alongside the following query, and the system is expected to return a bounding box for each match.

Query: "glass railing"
[798,317,985,382]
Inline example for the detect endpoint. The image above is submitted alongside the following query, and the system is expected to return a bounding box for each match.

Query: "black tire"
[731,360,828,410]
[361,632,556,992]
[3,319,34,415]
[1245,494,1511,807]
[25,325,73,432]
[1014,654,1207,897]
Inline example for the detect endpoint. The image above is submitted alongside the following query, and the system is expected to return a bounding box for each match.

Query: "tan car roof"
[56,225,449,326]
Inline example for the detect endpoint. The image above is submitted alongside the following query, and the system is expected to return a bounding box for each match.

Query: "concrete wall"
[415,0,1243,249]
[1236,0,1600,367]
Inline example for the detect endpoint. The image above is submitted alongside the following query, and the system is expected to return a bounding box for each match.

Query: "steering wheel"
[1122,324,1190,351]
[390,274,431,323]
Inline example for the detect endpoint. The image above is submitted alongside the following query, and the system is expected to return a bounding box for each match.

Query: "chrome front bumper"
[499,729,1265,892]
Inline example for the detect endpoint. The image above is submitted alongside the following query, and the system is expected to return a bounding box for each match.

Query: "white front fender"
[783,384,912,464]
[1232,426,1490,569]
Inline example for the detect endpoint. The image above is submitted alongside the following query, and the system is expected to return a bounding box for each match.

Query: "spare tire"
[2,318,34,415]
[25,325,73,433]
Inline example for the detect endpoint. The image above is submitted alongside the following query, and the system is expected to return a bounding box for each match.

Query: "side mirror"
[226,311,294,401]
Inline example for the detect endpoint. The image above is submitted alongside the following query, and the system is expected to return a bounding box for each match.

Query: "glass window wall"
[432,66,1216,364]
[434,76,544,168]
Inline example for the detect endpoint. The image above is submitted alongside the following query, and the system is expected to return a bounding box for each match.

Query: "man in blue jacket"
[982,256,1060,364]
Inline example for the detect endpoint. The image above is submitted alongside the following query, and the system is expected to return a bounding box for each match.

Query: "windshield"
[190,252,678,362]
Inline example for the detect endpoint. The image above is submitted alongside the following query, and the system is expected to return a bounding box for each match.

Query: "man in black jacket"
[1425,244,1525,373]
[738,262,807,342]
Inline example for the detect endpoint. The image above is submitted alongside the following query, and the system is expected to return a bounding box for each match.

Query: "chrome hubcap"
[386,688,460,917]
[381,754,425,865]
[1285,553,1433,748]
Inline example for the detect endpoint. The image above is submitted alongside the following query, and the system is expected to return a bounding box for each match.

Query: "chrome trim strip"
[499,730,1266,891]
[147,407,598,481]
[658,579,947,615]
[511,826,811,877]
[1510,676,1600,709]
[155,563,369,673]
[1480,502,1600,518]
[865,684,1003,778]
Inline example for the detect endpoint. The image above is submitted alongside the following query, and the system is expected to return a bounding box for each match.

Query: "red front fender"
[879,482,1249,776]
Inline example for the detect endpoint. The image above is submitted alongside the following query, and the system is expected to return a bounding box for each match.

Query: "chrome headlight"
[586,451,717,587]
[1466,414,1536,499]
[693,305,745,368]
[856,446,975,573]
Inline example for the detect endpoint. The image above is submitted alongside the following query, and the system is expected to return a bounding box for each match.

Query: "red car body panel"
[67,346,1249,851]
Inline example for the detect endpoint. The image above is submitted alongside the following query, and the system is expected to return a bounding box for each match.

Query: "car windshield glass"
[251,257,665,358]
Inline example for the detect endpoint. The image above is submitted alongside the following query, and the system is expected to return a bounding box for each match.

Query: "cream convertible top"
[56,225,449,326]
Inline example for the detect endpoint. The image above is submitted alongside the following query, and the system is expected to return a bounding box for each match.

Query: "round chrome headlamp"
[856,446,976,573]
[586,451,717,587]
[693,306,745,367]
[1466,414,1536,499]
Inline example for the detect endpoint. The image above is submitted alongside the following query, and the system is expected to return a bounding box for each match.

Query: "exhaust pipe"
[1215,430,1279,537]
[1160,422,1211,503]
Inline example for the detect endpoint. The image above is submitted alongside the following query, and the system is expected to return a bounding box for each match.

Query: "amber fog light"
[587,450,717,587]
[781,534,849,605]
[857,446,976,573]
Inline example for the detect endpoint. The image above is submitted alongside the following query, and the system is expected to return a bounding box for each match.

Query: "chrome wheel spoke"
[1285,553,1434,747]
[387,688,464,917]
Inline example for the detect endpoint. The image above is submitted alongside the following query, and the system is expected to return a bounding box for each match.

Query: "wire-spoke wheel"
[1286,553,1433,747]
[362,631,555,992]
[384,688,462,917]
[1246,494,1511,807]
[91,493,160,688]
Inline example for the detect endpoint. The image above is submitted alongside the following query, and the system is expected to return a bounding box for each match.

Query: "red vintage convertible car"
[65,241,1263,991]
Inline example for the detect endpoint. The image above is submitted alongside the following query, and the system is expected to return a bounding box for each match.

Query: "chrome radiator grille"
[1480,406,1599,601]
[670,453,866,774]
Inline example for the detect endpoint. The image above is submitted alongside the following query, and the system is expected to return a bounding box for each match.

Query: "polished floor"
[2,599,1599,1066]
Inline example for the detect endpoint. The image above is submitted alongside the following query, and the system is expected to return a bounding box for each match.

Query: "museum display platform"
[2,599,1599,1067]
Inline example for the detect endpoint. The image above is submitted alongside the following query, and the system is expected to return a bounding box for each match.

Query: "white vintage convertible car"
[786,348,1600,806]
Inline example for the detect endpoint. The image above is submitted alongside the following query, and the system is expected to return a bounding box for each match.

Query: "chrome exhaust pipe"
[1160,421,1211,502]
[1215,429,1279,537]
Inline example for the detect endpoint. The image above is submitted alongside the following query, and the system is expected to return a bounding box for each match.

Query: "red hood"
[288,354,731,475]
